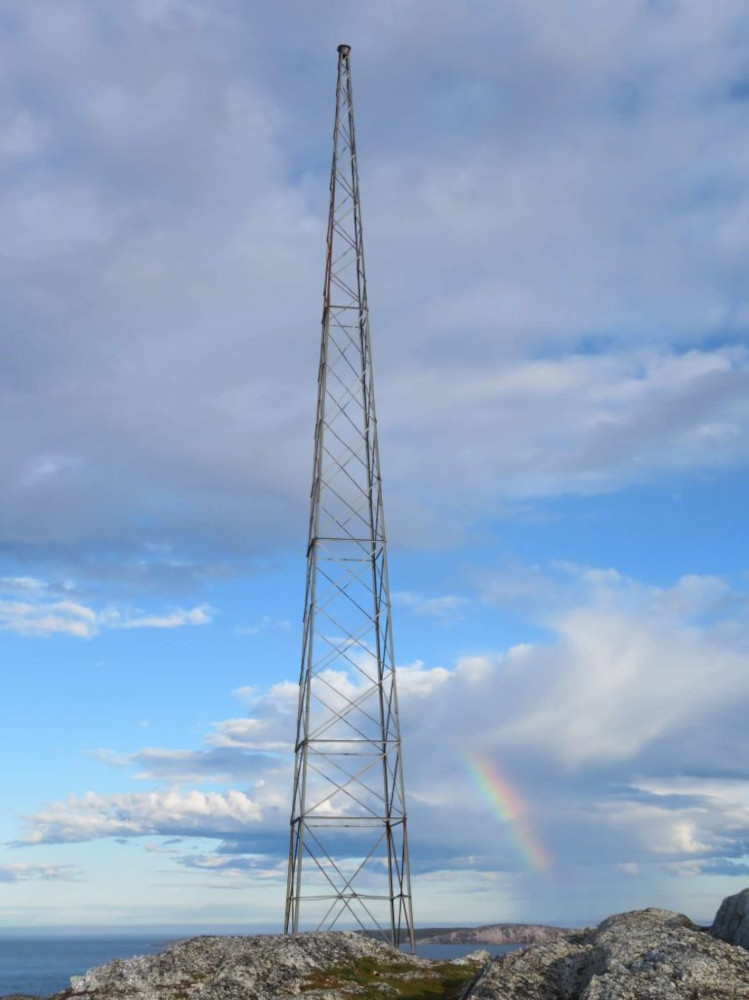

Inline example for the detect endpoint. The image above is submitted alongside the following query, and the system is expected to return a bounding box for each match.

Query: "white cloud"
[479,568,749,767]
[15,564,749,926]
[208,682,300,751]
[107,606,214,629]
[392,591,469,619]
[0,577,215,637]
[396,661,451,698]
[20,789,264,845]
[618,862,639,876]
[0,599,99,638]
[385,347,749,514]
[0,863,84,883]
[235,615,291,637]
[635,776,749,807]
[596,802,713,857]
[178,853,286,887]
[23,568,749,883]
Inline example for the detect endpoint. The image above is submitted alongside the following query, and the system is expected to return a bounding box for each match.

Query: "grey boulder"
[468,907,749,999]
[710,887,749,950]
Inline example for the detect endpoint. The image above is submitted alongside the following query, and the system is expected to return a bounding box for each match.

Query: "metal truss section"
[284,44,415,950]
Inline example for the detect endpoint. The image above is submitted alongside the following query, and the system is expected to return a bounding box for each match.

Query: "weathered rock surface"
[58,930,464,1000]
[416,923,566,945]
[468,908,749,999]
[710,887,749,950]
[50,895,749,1000]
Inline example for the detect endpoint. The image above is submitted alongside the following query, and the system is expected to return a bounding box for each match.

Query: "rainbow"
[465,755,553,873]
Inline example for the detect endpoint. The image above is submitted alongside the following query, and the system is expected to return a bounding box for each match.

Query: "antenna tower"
[284,44,415,949]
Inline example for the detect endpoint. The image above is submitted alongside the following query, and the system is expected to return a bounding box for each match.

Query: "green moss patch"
[301,955,484,999]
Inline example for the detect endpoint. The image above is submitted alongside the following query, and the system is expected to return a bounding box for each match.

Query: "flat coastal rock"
[468,908,749,999]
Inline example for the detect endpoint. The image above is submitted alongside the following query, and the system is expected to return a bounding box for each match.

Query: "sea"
[0,936,522,997]
[0,938,177,997]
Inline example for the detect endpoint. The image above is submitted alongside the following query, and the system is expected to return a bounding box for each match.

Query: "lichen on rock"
[58,931,483,1000]
[468,907,749,999]
[50,894,749,1000]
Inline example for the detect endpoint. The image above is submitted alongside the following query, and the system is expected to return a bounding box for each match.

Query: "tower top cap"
[337,44,351,56]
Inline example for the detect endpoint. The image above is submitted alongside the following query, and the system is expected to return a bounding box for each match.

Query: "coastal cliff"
[415,923,566,945]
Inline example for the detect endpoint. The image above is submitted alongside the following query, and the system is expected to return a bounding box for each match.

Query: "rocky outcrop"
[58,931,482,1000]
[52,896,749,1000]
[710,887,749,950]
[468,908,749,999]
[417,923,566,945]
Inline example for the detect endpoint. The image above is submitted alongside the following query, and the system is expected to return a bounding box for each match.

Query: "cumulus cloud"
[19,567,749,918]
[19,789,266,845]
[0,588,214,638]
[105,606,214,629]
[472,565,749,769]
[207,682,300,751]
[0,598,99,638]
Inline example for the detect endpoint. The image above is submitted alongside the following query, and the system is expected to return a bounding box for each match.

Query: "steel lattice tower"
[284,44,415,950]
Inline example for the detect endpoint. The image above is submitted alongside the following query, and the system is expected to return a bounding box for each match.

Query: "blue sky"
[2,0,749,932]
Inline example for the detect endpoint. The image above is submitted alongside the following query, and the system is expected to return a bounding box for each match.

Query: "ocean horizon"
[0,937,177,998]
[0,935,521,997]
